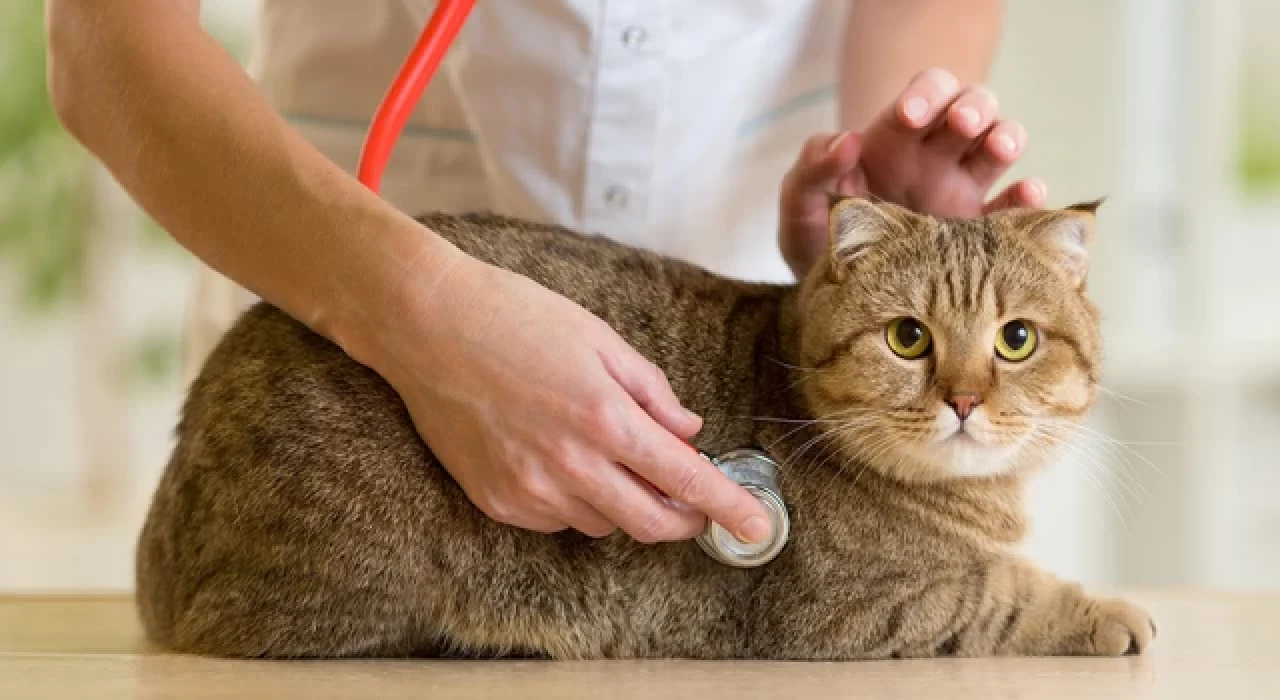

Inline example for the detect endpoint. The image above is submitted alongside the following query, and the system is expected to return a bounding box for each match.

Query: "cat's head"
[791,195,1103,483]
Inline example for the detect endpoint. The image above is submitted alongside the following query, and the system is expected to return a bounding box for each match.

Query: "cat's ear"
[1024,199,1103,289]
[827,195,912,280]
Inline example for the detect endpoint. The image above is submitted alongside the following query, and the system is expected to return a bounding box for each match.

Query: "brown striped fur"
[134,197,1154,659]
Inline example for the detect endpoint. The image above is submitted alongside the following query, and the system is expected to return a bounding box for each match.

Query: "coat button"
[621,25,648,50]
[604,185,630,209]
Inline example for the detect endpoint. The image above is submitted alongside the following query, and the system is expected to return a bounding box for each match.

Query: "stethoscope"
[355,0,789,568]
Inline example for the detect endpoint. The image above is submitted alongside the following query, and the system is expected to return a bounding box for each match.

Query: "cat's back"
[417,211,771,324]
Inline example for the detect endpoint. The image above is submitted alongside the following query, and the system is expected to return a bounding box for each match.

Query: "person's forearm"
[839,0,1004,132]
[45,0,462,359]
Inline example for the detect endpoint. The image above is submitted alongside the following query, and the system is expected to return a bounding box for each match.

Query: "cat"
[134,195,1155,660]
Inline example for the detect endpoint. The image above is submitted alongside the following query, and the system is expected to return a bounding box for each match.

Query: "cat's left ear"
[1024,198,1103,289]
[826,194,913,281]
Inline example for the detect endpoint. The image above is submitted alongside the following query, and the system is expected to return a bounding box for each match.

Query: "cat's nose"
[948,392,982,421]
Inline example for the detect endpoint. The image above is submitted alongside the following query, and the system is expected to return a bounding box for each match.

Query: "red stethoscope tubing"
[355,1,701,455]
[356,0,477,193]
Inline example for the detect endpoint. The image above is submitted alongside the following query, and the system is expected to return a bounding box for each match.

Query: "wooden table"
[2,591,1276,698]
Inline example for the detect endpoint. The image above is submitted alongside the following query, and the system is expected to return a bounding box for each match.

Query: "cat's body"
[136,203,1154,660]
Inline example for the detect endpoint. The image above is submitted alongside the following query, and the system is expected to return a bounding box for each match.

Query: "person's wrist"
[320,214,470,381]
[779,223,823,281]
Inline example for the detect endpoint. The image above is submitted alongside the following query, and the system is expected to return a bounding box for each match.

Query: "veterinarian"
[47,0,1043,547]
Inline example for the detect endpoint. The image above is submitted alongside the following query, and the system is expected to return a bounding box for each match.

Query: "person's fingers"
[475,493,568,534]
[560,496,617,538]
[788,131,863,190]
[963,119,1027,187]
[925,85,999,161]
[603,399,771,544]
[577,458,707,543]
[892,66,962,132]
[983,177,1047,213]
[597,343,702,440]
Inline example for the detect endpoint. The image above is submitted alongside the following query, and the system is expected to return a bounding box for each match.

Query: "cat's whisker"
[764,356,829,374]
[746,416,858,425]
[797,416,886,479]
[872,436,917,486]
[1032,423,1144,495]
[1097,385,1151,409]
[1030,441,1129,532]
[1033,423,1151,501]
[783,375,817,393]
[811,429,859,483]
[1024,432,1131,530]
[792,432,853,484]
[779,424,847,474]
[849,423,920,487]
[1030,426,1141,522]
[762,354,837,393]
[1075,435,1154,501]
[839,433,895,491]
[840,427,900,477]
[1044,419,1170,482]
[762,406,868,447]
[783,416,898,490]
[762,412,865,460]
[1075,437,1150,504]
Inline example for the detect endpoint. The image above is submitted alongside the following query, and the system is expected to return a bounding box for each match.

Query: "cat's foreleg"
[898,557,1157,658]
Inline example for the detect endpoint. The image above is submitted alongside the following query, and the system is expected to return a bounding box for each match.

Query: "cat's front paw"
[1081,598,1156,656]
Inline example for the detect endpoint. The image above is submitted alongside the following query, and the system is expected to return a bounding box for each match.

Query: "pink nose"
[949,393,981,421]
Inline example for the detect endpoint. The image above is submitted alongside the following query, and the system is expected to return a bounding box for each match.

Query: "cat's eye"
[995,320,1038,362]
[886,318,932,359]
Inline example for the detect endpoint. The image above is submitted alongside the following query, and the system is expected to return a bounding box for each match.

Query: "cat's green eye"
[995,320,1038,362]
[886,318,932,359]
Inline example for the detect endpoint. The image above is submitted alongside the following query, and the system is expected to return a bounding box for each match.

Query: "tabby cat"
[134,195,1155,659]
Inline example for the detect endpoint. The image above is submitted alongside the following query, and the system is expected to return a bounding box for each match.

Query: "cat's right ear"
[827,195,907,280]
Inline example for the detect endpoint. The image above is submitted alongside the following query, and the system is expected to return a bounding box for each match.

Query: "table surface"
[2,591,1277,699]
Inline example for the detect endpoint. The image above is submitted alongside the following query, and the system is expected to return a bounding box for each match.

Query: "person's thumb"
[789,130,863,190]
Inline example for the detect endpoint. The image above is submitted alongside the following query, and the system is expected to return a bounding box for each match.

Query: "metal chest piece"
[694,448,790,568]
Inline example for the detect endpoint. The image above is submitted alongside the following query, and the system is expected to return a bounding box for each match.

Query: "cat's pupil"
[896,320,924,348]
[1002,322,1028,350]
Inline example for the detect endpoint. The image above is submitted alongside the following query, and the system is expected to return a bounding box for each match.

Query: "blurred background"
[1,0,1277,593]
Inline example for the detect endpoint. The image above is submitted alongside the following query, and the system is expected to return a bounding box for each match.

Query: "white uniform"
[184,0,849,380]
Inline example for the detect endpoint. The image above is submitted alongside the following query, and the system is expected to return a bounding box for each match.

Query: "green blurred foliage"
[0,0,251,388]
[1237,60,1280,197]
[0,1,94,311]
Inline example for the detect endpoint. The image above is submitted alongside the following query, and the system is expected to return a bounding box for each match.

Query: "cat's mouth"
[935,412,990,446]
[944,430,982,446]
[921,409,1024,478]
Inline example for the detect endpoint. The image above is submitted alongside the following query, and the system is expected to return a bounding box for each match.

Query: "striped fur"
[134,199,1153,659]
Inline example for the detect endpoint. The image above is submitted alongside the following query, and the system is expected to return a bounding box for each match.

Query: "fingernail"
[682,407,701,423]
[931,68,959,94]
[826,130,852,154]
[955,107,981,130]
[903,97,929,124]
[997,133,1018,154]
[739,515,771,543]
[1027,177,1046,200]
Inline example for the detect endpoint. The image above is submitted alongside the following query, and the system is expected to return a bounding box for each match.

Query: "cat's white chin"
[930,436,1018,478]
[924,407,1020,478]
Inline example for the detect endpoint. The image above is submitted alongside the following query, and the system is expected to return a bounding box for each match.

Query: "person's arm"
[45,0,450,350]
[46,0,770,545]
[838,0,1004,132]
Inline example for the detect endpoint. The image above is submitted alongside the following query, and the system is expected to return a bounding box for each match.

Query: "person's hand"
[358,250,773,544]
[778,67,1048,278]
